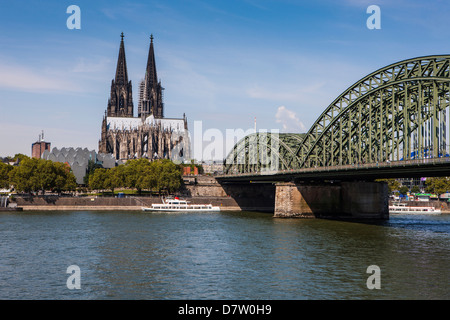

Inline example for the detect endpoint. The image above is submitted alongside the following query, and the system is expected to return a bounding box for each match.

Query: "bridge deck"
[216,157,450,182]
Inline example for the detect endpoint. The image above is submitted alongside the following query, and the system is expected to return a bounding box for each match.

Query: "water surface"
[0,211,448,299]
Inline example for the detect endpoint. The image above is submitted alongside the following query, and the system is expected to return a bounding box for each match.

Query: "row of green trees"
[0,157,76,194]
[379,177,450,195]
[422,177,450,195]
[86,158,182,195]
[1,156,183,195]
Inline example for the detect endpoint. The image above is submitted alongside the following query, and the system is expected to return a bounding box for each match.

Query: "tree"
[0,162,13,189]
[35,160,58,194]
[53,162,76,194]
[399,185,409,196]
[89,166,125,195]
[13,153,29,163]
[124,158,154,194]
[425,177,450,195]
[139,165,158,192]
[411,185,420,194]
[154,159,182,194]
[9,157,40,193]
[83,160,103,185]
[8,158,77,194]
[89,168,108,193]
[376,178,401,193]
[123,159,181,194]
[88,159,183,195]
[106,165,126,194]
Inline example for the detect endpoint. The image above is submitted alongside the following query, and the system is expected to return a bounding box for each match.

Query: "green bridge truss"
[224,55,450,175]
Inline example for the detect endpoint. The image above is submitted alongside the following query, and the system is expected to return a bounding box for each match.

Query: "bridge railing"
[218,156,450,178]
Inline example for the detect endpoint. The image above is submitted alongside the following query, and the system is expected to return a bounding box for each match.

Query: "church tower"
[138,34,164,118]
[107,33,134,117]
[99,33,191,161]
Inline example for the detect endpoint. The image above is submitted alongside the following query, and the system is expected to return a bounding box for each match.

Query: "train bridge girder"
[224,55,450,175]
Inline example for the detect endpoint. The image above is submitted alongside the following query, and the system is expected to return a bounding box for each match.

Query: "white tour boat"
[142,197,221,212]
[389,203,441,215]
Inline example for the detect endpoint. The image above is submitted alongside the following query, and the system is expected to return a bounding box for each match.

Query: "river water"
[0,210,448,300]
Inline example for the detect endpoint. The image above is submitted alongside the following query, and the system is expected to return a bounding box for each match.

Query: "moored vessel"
[142,197,220,212]
[389,202,441,214]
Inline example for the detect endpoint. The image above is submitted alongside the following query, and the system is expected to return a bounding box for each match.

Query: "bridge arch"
[223,133,305,174]
[298,55,450,168]
[224,55,450,174]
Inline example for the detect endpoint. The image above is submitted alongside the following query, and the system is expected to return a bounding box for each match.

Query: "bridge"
[216,55,450,219]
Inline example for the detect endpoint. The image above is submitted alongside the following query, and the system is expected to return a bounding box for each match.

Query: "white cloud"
[0,63,82,93]
[275,105,306,133]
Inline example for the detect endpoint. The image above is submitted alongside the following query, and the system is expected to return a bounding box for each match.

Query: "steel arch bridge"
[224,55,450,175]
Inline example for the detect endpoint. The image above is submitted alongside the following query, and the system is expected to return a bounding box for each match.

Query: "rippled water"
[0,210,448,299]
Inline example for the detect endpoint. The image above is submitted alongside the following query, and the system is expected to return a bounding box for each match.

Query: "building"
[41,147,119,184]
[201,160,224,175]
[99,33,190,162]
[31,131,51,159]
[183,166,198,176]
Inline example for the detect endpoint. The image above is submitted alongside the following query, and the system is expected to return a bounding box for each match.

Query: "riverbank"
[11,193,450,214]
[0,207,23,211]
[11,195,265,212]
[7,175,275,212]
[18,205,243,211]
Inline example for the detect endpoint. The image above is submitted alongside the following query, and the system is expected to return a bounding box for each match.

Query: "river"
[0,210,448,300]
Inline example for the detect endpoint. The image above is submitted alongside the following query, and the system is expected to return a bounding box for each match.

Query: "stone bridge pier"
[274,181,389,219]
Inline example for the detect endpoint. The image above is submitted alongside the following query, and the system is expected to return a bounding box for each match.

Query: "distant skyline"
[1,1,450,160]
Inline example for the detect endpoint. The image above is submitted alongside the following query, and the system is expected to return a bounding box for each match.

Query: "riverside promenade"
[13,195,244,212]
[7,175,274,213]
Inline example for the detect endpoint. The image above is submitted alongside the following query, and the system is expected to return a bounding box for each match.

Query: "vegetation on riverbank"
[1,155,183,196]
[377,177,450,196]
[1,157,76,194]
[87,158,182,195]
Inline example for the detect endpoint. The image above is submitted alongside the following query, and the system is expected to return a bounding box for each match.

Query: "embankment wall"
[13,176,275,212]
[14,195,242,211]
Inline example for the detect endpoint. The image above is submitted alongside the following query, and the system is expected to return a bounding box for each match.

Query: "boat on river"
[142,197,220,212]
[389,202,441,215]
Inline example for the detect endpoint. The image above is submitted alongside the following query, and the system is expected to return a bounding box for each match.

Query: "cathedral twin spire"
[107,33,163,119]
[145,34,158,92]
[114,32,129,85]
[100,33,190,160]
[139,34,164,118]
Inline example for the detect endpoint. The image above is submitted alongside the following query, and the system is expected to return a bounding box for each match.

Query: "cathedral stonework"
[99,33,190,162]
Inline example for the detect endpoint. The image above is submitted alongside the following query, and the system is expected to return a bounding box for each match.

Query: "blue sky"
[1,0,450,160]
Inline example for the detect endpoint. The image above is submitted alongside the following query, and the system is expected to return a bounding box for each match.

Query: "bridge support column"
[274,181,389,219]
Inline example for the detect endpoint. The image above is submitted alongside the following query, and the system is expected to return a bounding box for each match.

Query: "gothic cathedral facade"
[99,33,190,162]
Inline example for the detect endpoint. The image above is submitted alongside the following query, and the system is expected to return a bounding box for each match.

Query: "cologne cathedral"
[98,33,190,162]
